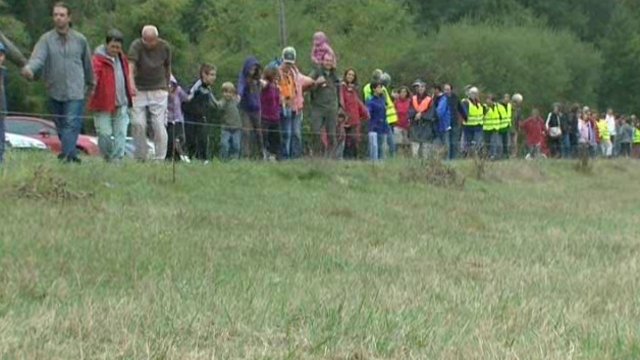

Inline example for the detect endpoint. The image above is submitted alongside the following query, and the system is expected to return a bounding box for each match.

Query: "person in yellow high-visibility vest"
[596,116,611,157]
[482,94,501,159]
[461,86,484,155]
[363,69,397,158]
[497,93,513,159]
[631,115,640,158]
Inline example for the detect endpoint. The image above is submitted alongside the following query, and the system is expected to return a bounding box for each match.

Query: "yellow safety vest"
[597,120,609,140]
[633,128,640,144]
[466,99,484,127]
[483,104,501,131]
[383,88,398,125]
[497,102,512,130]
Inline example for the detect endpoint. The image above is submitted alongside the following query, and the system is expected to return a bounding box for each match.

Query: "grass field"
[1,153,639,359]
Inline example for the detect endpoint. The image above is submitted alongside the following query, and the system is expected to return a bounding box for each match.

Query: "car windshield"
[5,119,56,136]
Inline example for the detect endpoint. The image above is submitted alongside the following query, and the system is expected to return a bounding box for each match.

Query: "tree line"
[1,0,638,116]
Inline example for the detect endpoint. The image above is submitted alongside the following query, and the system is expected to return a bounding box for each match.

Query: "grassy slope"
[0,153,639,359]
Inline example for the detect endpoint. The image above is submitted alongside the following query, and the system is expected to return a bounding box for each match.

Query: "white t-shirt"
[606,114,616,136]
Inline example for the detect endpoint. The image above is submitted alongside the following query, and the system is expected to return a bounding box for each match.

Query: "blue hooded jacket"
[436,94,452,134]
[238,57,261,112]
[367,94,388,135]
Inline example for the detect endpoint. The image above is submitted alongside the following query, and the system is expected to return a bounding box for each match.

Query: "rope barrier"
[8,110,614,159]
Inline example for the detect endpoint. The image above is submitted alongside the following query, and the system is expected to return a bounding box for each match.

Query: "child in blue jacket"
[366,82,388,161]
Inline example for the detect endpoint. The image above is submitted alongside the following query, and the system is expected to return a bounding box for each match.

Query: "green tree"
[391,22,602,109]
[598,1,640,113]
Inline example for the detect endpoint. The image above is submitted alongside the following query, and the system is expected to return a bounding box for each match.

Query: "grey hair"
[380,72,391,86]
[141,25,159,38]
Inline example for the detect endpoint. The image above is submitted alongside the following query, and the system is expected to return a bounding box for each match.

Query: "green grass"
[1,152,639,359]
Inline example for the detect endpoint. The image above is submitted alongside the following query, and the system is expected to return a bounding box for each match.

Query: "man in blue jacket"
[434,85,453,159]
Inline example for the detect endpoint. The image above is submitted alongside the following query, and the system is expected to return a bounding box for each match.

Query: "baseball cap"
[412,79,426,87]
[0,42,6,54]
[282,47,296,64]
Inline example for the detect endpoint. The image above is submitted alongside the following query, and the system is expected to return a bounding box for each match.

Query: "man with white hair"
[128,25,172,160]
[511,93,524,157]
[461,86,484,155]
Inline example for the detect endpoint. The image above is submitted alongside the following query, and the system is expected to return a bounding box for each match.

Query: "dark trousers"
[499,130,510,159]
[548,136,562,158]
[620,142,632,157]
[262,121,281,158]
[185,117,214,161]
[167,122,187,160]
[343,125,362,159]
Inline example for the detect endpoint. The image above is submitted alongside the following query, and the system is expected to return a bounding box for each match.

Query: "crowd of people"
[1,2,640,166]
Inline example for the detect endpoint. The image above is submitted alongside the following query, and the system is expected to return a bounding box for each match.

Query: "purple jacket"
[238,57,261,112]
[168,85,189,123]
[261,82,281,123]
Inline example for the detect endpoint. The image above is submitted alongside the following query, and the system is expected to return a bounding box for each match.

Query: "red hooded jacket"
[340,83,369,127]
[89,45,133,113]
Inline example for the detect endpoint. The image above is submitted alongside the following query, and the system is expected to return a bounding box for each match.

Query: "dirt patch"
[401,158,465,189]
[13,165,93,201]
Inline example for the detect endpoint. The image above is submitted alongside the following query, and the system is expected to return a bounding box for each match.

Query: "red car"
[5,116,100,156]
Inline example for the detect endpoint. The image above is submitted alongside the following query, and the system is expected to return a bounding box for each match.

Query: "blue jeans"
[483,130,500,158]
[281,109,302,159]
[368,131,386,161]
[561,133,571,158]
[50,99,85,159]
[94,106,129,161]
[220,128,241,161]
[463,125,484,154]
[435,130,452,159]
[386,126,396,158]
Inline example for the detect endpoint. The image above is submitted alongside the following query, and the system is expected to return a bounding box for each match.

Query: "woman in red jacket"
[89,29,134,162]
[394,86,411,155]
[340,68,369,159]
